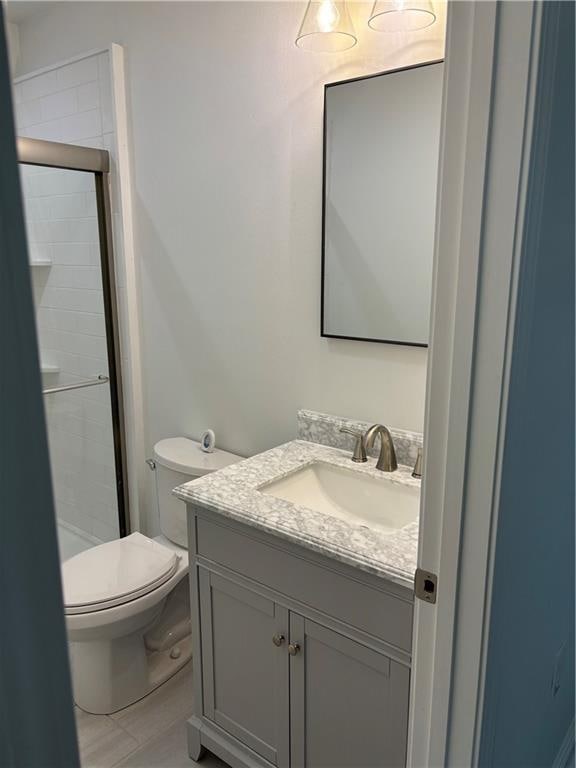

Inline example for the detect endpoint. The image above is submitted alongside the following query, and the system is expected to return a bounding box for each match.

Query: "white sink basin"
[260,461,419,535]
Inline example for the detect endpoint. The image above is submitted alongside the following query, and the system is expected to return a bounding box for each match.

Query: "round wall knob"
[272,634,285,647]
[288,642,301,656]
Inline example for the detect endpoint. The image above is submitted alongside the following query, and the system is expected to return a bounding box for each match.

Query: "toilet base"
[69,578,193,714]
[71,632,192,715]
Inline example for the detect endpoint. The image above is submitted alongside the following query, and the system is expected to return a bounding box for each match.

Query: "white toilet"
[62,437,242,715]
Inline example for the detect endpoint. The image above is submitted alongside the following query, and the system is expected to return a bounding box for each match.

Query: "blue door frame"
[0,9,79,767]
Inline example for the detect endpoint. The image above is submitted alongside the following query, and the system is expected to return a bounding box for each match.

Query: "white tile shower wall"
[16,52,122,543]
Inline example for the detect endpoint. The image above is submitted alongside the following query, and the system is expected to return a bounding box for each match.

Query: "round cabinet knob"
[272,634,285,647]
[288,642,301,656]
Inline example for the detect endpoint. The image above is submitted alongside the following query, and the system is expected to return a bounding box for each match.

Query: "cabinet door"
[289,614,409,768]
[199,569,289,767]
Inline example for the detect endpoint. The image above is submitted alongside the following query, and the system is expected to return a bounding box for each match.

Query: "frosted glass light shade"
[296,1,357,52]
[368,0,436,32]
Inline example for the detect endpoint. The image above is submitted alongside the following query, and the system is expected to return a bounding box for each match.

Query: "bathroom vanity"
[175,414,421,768]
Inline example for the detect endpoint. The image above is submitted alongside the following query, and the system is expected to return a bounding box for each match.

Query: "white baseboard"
[553,719,575,768]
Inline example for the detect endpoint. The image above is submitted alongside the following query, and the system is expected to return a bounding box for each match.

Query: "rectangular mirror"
[321,61,443,346]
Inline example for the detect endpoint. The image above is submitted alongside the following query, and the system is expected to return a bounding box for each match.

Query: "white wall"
[15,2,445,534]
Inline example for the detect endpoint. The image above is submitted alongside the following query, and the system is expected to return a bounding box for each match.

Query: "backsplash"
[297,410,423,469]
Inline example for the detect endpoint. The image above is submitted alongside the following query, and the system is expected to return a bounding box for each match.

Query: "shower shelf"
[41,363,60,375]
[29,258,53,267]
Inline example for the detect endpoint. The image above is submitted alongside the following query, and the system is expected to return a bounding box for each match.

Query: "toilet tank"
[152,437,242,548]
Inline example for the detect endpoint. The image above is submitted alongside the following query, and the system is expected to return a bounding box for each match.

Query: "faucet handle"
[412,447,423,479]
[339,427,367,463]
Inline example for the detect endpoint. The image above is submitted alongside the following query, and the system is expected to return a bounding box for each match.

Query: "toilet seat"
[63,532,180,615]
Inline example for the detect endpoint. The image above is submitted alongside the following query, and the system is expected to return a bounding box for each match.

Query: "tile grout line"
[108,710,191,768]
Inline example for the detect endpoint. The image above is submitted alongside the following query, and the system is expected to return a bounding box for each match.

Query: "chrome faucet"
[364,424,398,472]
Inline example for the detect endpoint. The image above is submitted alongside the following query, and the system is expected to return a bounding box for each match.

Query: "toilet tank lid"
[153,437,243,475]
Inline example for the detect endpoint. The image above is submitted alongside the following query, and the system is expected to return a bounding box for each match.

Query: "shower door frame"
[18,136,130,538]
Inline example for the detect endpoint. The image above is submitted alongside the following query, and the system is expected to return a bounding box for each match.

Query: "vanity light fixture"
[295,0,357,52]
[368,0,436,32]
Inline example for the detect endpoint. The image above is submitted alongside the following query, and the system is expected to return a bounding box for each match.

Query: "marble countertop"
[174,440,419,590]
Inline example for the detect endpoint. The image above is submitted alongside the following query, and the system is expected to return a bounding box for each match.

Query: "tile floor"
[75,664,228,768]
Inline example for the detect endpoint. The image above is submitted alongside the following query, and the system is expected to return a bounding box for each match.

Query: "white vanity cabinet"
[187,507,413,768]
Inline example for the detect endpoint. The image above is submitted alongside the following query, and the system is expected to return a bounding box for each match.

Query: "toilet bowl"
[62,437,242,714]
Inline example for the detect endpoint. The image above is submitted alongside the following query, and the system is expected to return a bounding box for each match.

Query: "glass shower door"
[19,144,128,561]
